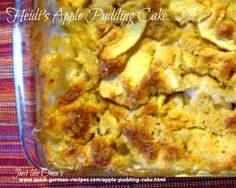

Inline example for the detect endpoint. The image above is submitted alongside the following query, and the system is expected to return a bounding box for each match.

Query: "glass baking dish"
[13,0,236,177]
[13,0,43,169]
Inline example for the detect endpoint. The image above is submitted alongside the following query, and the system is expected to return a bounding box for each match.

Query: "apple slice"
[100,21,147,60]
[99,40,155,107]
[121,40,154,87]
[198,21,236,51]
[198,4,236,51]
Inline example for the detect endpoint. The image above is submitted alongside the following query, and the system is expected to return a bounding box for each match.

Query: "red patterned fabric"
[0,0,236,187]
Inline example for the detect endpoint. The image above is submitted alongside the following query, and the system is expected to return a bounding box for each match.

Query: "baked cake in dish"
[36,0,236,175]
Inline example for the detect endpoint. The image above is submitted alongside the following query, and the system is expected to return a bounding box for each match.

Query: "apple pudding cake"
[36,0,236,175]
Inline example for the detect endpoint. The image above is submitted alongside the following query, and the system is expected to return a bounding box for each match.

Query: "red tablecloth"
[1,0,236,187]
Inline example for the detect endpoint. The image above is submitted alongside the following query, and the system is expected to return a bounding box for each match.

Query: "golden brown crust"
[221,59,235,79]
[99,55,127,78]
[63,109,91,142]
[140,69,161,90]
[57,85,83,107]
[108,105,127,120]
[215,22,235,39]
[136,102,157,117]
[121,123,159,161]
[163,145,182,162]
[224,116,236,128]
[90,137,113,168]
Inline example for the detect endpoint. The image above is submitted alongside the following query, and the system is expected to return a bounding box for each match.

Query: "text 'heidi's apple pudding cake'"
[35,0,236,175]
